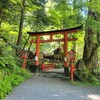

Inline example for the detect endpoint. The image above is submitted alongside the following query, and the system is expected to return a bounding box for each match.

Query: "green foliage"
[30,0,50,31]
[8,74,24,87]
[0,70,30,99]
[87,0,100,13]
[0,79,13,98]
[0,39,31,99]
[0,0,100,98]
[0,41,18,70]
[0,0,20,25]
[0,62,31,99]
[77,67,100,85]
[46,0,83,29]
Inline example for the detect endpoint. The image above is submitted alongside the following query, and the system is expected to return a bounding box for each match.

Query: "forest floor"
[6,69,100,100]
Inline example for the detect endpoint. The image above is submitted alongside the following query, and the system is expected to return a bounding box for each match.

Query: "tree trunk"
[83,10,100,72]
[16,0,26,46]
[22,36,30,50]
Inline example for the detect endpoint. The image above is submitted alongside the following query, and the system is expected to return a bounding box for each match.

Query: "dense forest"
[0,0,100,99]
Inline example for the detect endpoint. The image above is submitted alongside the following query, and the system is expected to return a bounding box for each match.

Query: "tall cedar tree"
[77,0,100,72]
[17,0,25,46]
[83,10,100,71]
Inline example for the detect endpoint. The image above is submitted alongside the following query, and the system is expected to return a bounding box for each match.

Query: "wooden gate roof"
[27,26,82,36]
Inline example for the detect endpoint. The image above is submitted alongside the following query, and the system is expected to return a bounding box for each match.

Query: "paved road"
[6,70,100,100]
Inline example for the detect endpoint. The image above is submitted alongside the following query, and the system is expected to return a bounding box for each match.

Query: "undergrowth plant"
[0,40,31,99]
[75,67,100,85]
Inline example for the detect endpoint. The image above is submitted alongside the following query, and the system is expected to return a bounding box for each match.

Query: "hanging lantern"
[68,49,76,61]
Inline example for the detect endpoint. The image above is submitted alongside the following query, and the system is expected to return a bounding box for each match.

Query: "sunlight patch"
[53,94,59,97]
[87,94,100,100]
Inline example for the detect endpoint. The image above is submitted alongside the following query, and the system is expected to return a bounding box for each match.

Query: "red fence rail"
[41,63,54,71]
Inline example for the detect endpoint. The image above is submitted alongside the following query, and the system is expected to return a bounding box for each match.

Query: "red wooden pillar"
[35,35,40,65]
[50,34,53,40]
[70,61,76,82]
[64,33,68,67]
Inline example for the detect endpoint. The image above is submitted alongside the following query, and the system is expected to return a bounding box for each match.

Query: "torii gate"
[27,26,82,70]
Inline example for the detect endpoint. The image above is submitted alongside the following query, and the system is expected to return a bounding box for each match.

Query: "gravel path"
[6,70,100,100]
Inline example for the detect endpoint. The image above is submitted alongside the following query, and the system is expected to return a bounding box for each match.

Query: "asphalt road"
[6,70,100,100]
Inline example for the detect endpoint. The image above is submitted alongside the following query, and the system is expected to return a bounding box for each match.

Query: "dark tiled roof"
[27,26,82,35]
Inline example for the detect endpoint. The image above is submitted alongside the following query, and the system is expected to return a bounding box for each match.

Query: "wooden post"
[22,57,26,69]
[35,35,40,65]
[64,33,68,67]
[70,60,76,82]
[70,61,74,82]
[50,34,53,40]
[21,53,28,69]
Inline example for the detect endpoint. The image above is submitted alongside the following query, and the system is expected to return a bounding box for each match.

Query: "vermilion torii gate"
[27,26,82,69]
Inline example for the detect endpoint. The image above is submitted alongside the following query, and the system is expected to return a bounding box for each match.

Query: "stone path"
[6,69,100,100]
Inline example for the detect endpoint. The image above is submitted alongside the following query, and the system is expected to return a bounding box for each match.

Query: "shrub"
[0,41,31,99]
[0,69,31,99]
